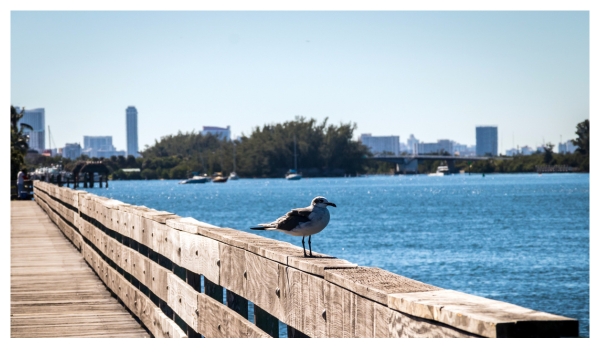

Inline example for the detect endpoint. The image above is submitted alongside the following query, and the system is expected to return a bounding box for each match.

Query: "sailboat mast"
[294,135,297,171]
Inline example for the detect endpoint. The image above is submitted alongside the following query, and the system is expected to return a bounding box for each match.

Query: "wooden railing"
[32,180,579,338]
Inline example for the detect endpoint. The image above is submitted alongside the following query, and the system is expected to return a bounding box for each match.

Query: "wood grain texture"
[220,242,247,297]
[325,267,442,306]
[388,290,578,338]
[11,201,150,338]
[280,266,327,337]
[287,256,358,277]
[167,273,200,332]
[151,221,171,260]
[167,217,218,234]
[179,230,221,284]
[167,227,182,265]
[245,251,282,318]
[150,260,170,301]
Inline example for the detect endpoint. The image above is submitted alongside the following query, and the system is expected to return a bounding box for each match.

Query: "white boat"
[285,169,302,180]
[428,166,451,177]
[286,136,302,180]
[179,175,210,184]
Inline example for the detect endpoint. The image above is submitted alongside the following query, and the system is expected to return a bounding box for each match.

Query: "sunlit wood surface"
[11,201,149,338]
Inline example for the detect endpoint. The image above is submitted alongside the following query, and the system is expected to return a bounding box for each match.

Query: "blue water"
[83,173,589,337]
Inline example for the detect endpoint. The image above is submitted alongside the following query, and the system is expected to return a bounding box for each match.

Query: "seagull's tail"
[251,224,276,231]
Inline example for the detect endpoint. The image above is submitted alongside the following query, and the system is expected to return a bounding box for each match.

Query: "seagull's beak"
[327,202,337,207]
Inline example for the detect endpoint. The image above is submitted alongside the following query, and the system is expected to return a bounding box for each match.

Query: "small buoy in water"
[482,173,485,177]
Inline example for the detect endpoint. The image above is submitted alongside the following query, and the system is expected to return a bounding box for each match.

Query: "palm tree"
[11,105,33,179]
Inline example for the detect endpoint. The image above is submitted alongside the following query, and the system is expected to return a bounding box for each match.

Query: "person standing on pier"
[17,168,28,200]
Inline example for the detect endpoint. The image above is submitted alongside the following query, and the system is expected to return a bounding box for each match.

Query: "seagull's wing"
[273,206,312,231]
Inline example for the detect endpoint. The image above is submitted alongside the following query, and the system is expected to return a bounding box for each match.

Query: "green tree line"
[22,117,589,178]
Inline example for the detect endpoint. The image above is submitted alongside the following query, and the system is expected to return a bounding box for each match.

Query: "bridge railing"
[32,180,578,338]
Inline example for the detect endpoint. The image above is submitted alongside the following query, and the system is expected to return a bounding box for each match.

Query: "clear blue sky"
[11,11,589,153]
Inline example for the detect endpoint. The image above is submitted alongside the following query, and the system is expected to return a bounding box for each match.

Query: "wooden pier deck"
[11,201,150,338]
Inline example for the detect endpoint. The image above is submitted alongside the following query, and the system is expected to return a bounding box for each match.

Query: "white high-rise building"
[359,134,400,155]
[202,126,231,141]
[558,141,579,154]
[406,134,419,154]
[63,143,82,160]
[16,107,45,152]
[126,106,139,157]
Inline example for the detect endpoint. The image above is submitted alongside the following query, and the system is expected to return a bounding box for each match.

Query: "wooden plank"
[203,293,249,338]
[123,245,134,274]
[139,212,154,248]
[130,212,143,243]
[150,260,170,301]
[387,289,578,338]
[219,242,247,297]
[280,266,327,337]
[324,278,355,338]
[179,231,221,284]
[130,249,147,283]
[154,306,188,338]
[324,267,442,305]
[247,240,306,265]
[245,251,282,318]
[11,201,150,338]
[167,217,218,234]
[151,220,171,260]
[167,273,200,332]
[168,227,182,265]
[287,256,358,277]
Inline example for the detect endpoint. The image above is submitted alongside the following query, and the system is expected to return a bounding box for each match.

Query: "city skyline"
[11,11,589,154]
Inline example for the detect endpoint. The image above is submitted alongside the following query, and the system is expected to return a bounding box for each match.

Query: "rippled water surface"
[84,173,589,337]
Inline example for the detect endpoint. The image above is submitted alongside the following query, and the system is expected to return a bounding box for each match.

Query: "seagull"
[251,196,337,257]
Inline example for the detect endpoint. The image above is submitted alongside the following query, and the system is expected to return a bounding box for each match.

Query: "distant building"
[437,139,453,154]
[126,106,139,157]
[476,126,498,156]
[399,142,411,153]
[63,143,82,160]
[505,148,519,156]
[521,146,534,155]
[414,139,454,155]
[202,126,231,141]
[15,107,45,152]
[558,141,579,154]
[406,134,419,154]
[82,136,126,158]
[415,142,442,155]
[360,134,400,155]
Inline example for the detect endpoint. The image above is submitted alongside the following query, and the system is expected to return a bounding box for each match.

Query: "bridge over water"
[369,155,509,174]
[10,181,578,338]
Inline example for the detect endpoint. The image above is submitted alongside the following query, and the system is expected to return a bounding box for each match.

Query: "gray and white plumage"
[251,196,336,256]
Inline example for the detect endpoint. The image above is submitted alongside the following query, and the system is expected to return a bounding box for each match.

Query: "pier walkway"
[11,201,149,338]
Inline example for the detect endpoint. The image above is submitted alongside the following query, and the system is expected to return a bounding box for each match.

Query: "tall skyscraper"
[476,126,498,156]
[16,107,45,152]
[126,106,139,157]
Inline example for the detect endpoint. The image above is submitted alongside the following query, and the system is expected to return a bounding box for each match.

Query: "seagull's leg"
[308,235,312,257]
[302,236,307,257]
